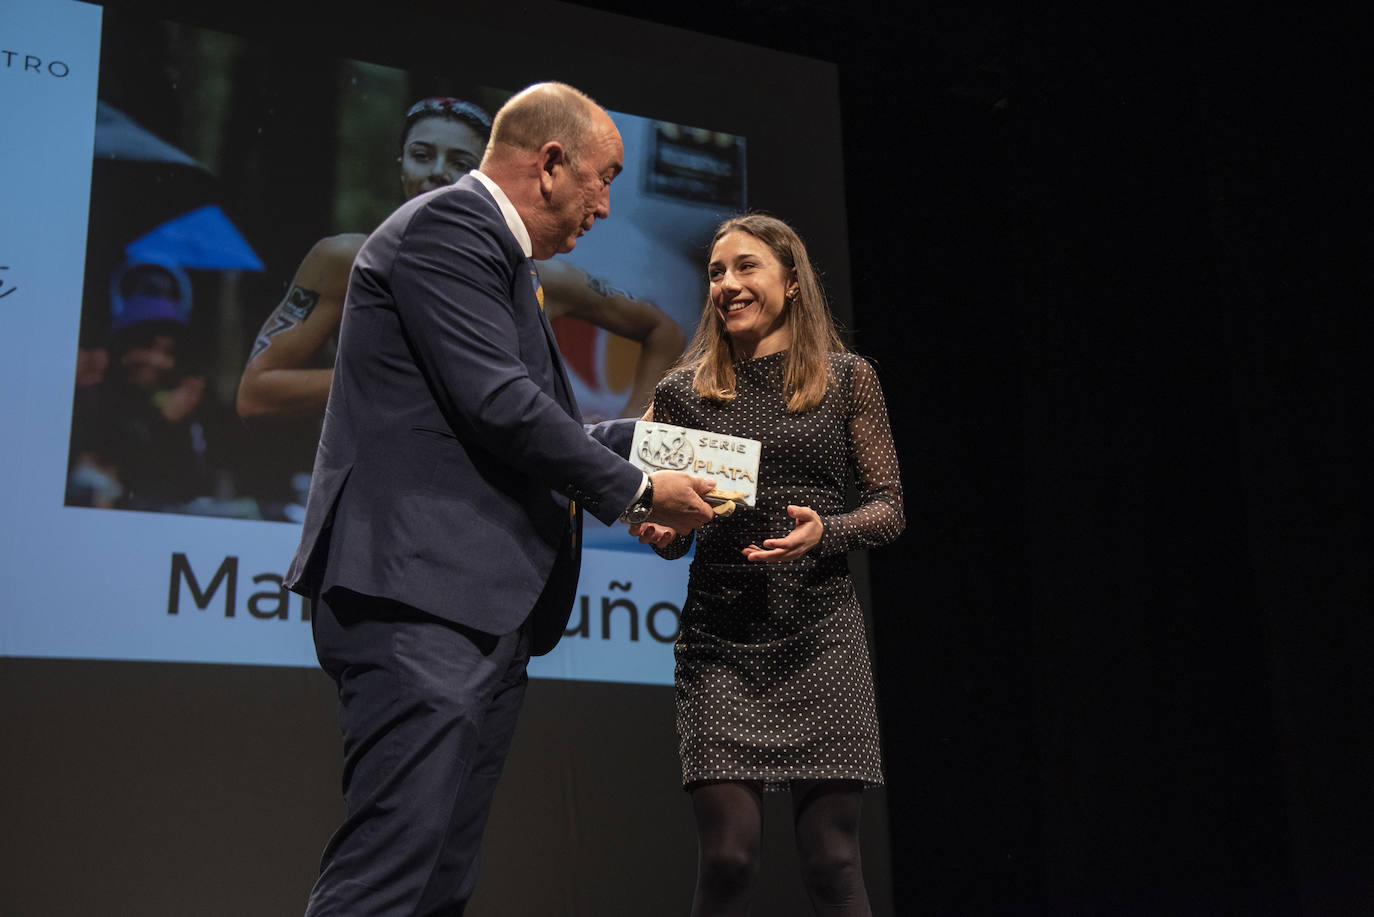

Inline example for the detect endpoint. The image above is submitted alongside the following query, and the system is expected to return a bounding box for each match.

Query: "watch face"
[622,492,651,525]
[621,480,652,524]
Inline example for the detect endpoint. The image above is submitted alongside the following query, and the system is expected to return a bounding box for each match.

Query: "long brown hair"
[679,213,847,412]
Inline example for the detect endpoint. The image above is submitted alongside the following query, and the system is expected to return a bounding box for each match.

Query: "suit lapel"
[462,176,582,423]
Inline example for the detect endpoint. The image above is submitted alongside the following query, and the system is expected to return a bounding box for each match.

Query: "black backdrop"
[6,2,1370,915]
[575,1,1371,914]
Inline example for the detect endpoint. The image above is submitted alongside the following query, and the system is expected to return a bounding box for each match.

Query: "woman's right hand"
[629,522,678,548]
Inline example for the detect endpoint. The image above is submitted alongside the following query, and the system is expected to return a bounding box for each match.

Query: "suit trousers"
[304,587,531,917]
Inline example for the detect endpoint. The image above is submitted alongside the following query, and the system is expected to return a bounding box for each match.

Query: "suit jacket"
[285,174,642,655]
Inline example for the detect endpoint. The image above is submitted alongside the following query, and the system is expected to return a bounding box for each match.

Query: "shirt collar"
[471,169,533,258]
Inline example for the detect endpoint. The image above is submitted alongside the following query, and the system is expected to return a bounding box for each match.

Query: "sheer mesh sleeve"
[652,528,695,560]
[816,357,905,556]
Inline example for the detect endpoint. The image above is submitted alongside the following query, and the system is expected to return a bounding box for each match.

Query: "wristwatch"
[619,478,654,524]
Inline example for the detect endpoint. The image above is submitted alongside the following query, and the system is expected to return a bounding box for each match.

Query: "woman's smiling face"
[708,230,796,359]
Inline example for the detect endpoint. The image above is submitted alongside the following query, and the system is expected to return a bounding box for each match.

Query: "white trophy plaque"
[631,421,762,514]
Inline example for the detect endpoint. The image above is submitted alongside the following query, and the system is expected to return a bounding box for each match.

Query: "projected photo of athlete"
[236,97,492,425]
[237,96,682,432]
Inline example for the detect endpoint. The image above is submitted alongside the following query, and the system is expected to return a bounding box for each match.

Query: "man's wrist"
[620,473,653,524]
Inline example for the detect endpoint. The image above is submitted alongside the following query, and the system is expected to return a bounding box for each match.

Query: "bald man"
[285,82,715,916]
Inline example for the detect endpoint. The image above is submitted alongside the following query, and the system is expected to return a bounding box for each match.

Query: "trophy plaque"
[630,421,762,516]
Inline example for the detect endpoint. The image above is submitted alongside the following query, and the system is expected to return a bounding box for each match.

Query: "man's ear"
[538,141,566,197]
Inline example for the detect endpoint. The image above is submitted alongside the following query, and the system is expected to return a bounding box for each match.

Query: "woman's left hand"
[742,505,823,562]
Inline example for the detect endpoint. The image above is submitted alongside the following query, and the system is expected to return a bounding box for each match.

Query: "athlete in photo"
[237,96,682,428]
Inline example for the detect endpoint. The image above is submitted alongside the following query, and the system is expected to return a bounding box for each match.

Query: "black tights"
[689,780,871,917]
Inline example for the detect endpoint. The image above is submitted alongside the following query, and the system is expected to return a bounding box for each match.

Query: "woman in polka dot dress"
[632,214,904,916]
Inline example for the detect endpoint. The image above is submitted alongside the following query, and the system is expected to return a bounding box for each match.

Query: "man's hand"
[645,471,715,532]
[741,505,823,562]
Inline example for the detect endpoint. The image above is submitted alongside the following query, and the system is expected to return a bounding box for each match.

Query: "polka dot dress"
[652,351,904,791]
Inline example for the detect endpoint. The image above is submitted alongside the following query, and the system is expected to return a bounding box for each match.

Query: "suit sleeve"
[387,193,642,525]
[586,417,636,458]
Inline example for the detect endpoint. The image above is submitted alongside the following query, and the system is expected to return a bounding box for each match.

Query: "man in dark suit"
[285,82,715,916]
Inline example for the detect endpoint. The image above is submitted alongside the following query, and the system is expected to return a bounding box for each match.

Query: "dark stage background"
[567,3,1371,915]
[5,2,1370,916]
